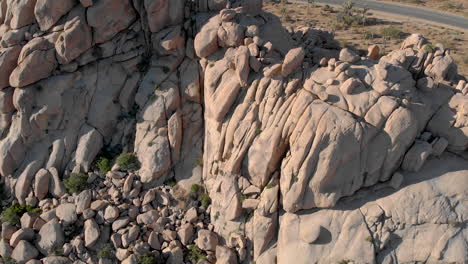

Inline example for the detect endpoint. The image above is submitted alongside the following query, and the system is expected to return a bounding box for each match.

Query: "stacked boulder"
[0,0,466,264]
[193,6,467,264]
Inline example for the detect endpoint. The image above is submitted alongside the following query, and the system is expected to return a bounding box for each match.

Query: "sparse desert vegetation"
[264,1,468,76]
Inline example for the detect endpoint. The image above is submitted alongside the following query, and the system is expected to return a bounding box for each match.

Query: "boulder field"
[0,0,466,263]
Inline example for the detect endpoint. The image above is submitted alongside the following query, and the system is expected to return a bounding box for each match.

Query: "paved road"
[299,0,468,30]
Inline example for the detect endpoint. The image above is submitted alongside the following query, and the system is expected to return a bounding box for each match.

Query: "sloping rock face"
[0,0,466,263]
[0,0,207,200]
[193,6,467,264]
[278,153,468,264]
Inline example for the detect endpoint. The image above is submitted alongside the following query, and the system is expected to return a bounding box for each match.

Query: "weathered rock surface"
[278,154,468,264]
[0,1,465,264]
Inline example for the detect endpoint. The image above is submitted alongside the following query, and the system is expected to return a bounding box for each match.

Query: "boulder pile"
[0,0,466,263]
[1,166,227,263]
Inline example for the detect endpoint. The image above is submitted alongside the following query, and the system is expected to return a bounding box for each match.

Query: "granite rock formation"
[0,0,466,263]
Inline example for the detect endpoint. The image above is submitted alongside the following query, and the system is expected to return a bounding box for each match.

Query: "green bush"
[381,26,404,40]
[266,183,275,189]
[424,43,435,53]
[1,257,17,264]
[187,245,207,263]
[164,178,177,187]
[64,173,89,194]
[240,195,248,202]
[190,184,201,194]
[1,204,41,226]
[116,153,140,172]
[97,246,114,259]
[52,247,64,256]
[188,184,210,208]
[137,57,150,73]
[137,254,157,264]
[96,157,112,175]
[198,193,211,209]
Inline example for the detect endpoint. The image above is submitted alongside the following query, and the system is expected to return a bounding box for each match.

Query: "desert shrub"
[240,195,248,202]
[424,43,435,53]
[189,184,211,208]
[97,246,114,259]
[1,257,17,264]
[363,30,376,39]
[51,247,64,256]
[214,211,220,220]
[96,157,112,175]
[116,153,140,171]
[190,184,201,194]
[63,223,83,241]
[164,178,177,187]
[137,254,158,264]
[266,183,275,189]
[199,193,211,208]
[322,4,333,12]
[64,173,89,194]
[187,245,207,263]
[1,204,41,226]
[336,0,369,27]
[137,56,151,73]
[381,26,404,40]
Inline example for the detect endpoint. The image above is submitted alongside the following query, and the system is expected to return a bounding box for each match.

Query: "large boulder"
[144,0,184,33]
[5,0,37,29]
[36,219,65,255]
[194,17,220,58]
[9,34,59,87]
[278,154,468,264]
[281,47,305,77]
[55,14,93,64]
[74,124,103,172]
[11,240,38,263]
[34,0,76,31]
[84,219,100,247]
[0,46,22,89]
[86,0,136,43]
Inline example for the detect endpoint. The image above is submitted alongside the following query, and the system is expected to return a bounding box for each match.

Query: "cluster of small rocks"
[0,165,244,264]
